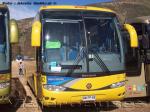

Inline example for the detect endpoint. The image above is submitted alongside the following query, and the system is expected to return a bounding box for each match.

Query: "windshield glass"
[41,11,124,75]
[0,10,9,72]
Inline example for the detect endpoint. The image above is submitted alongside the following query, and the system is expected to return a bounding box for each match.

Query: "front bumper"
[41,86,125,106]
[0,87,10,104]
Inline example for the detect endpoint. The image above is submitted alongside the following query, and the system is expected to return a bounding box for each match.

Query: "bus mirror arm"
[124,24,138,48]
[31,21,41,47]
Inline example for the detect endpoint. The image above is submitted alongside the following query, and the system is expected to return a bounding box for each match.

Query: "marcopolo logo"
[86,83,92,89]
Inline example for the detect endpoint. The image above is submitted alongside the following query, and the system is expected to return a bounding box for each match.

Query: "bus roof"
[127,16,150,24]
[40,5,115,13]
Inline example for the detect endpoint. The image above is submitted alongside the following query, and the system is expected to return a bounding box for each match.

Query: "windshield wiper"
[66,45,110,76]
[89,47,110,73]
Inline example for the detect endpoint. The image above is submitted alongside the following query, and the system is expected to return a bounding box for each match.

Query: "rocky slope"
[89,0,150,21]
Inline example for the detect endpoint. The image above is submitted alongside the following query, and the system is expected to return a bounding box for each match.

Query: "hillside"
[12,18,34,60]
[89,0,150,21]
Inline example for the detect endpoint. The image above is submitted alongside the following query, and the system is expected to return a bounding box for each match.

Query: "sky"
[0,0,112,20]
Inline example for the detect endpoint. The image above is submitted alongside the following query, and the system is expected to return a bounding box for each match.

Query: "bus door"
[125,23,148,98]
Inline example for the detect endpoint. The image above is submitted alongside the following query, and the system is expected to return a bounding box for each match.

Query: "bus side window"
[36,48,42,73]
[144,24,150,63]
[147,24,150,48]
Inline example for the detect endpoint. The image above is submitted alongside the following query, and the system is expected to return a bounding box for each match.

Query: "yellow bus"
[125,17,150,98]
[0,5,18,104]
[28,5,138,106]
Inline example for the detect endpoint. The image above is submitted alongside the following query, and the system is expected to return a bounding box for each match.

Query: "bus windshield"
[0,11,9,72]
[41,11,124,75]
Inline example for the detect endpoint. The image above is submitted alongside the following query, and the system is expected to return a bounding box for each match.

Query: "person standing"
[16,55,25,76]
[19,61,24,76]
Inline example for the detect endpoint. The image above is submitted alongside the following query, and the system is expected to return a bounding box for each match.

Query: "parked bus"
[28,5,138,106]
[125,17,150,98]
[0,4,18,104]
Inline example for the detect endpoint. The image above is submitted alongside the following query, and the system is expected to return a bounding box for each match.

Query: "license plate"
[82,95,96,101]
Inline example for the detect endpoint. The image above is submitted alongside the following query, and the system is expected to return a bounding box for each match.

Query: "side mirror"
[31,21,41,47]
[10,19,19,43]
[124,24,138,48]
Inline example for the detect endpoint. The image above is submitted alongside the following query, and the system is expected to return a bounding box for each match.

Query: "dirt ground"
[11,60,36,78]
[1,60,150,112]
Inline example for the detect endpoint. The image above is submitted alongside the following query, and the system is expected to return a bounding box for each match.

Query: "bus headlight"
[43,84,66,91]
[0,82,10,89]
[110,81,125,88]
